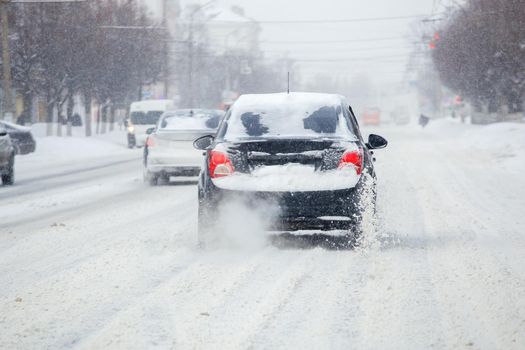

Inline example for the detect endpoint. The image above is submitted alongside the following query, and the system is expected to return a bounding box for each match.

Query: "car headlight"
[128,125,135,134]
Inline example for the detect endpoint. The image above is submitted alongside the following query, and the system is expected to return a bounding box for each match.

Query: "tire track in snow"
[247,250,368,349]
[349,149,448,349]
[0,156,140,201]
[0,185,196,297]
[0,161,142,231]
[403,143,525,349]
[178,248,322,350]
[73,247,294,350]
[0,185,200,349]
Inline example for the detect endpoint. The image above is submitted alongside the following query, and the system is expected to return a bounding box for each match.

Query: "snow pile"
[22,134,127,162]
[461,122,525,173]
[14,130,136,181]
[213,163,360,192]
[420,118,525,173]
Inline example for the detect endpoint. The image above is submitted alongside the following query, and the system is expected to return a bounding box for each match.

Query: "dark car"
[194,92,387,247]
[0,121,36,155]
[0,124,15,185]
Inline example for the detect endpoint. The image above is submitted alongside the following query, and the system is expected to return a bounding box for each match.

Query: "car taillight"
[146,136,155,147]
[338,149,363,175]
[209,150,234,178]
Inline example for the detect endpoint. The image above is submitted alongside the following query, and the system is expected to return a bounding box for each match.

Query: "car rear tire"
[127,134,136,149]
[148,176,158,186]
[143,170,158,186]
[1,155,14,186]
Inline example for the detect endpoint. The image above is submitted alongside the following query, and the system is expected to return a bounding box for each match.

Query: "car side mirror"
[193,135,214,150]
[146,127,155,135]
[366,134,388,149]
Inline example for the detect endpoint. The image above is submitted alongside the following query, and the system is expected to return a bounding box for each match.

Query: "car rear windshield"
[130,111,163,125]
[158,110,223,131]
[219,101,357,140]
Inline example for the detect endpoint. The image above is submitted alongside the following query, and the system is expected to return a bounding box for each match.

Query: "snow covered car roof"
[234,92,345,107]
[0,120,32,133]
[220,92,357,141]
[129,100,175,112]
[159,109,224,131]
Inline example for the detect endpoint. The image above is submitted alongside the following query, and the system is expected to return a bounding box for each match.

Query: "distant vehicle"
[194,92,388,248]
[143,109,224,186]
[0,121,36,155]
[390,106,411,125]
[126,100,176,148]
[0,125,15,185]
[361,108,381,126]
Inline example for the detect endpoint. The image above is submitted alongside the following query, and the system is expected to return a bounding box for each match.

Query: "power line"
[204,40,418,54]
[207,44,415,55]
[167,35,412,45]
[294,58,409,63]
[236,14,434,24]
[259,36,414,45]
[168,51,413,64]
[271,54,413,63]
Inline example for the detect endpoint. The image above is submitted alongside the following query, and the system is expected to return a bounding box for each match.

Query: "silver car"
[143,109,224,185]
[0,124,15,186]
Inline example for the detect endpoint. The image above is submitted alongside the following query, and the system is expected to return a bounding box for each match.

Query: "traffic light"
[429,32,440,49]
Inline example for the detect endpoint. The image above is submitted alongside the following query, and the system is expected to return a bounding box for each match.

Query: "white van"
[126,100,175,148]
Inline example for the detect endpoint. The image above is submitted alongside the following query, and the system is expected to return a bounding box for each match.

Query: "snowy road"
[1,123,525,349]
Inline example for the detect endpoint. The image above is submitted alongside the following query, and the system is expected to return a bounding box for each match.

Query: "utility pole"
[162,0,169,99]
[1,0,14,121]
[188,20,194,107]
[187,0,217,108]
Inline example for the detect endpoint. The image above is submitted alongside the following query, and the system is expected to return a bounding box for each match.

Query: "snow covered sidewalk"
[14,128,141,182]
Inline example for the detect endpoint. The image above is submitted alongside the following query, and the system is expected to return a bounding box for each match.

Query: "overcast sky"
[151,0,444,89]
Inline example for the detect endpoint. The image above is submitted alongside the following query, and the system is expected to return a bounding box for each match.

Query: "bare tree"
[432,0,525,119]
[4,0,167,135]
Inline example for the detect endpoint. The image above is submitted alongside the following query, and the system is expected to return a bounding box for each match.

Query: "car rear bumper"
[147,164,201,177]
[272,217,356,231]
[201,181,364,230]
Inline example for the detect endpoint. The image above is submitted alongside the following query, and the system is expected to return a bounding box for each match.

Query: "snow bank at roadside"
[28,136,126,160]
[16,127,136,172]
[424,118,525,173]
[462,122,525,173]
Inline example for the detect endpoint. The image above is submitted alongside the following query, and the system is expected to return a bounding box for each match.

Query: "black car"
[194,92,387,247]
[0,121,36,155]
[0,125,15,185]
